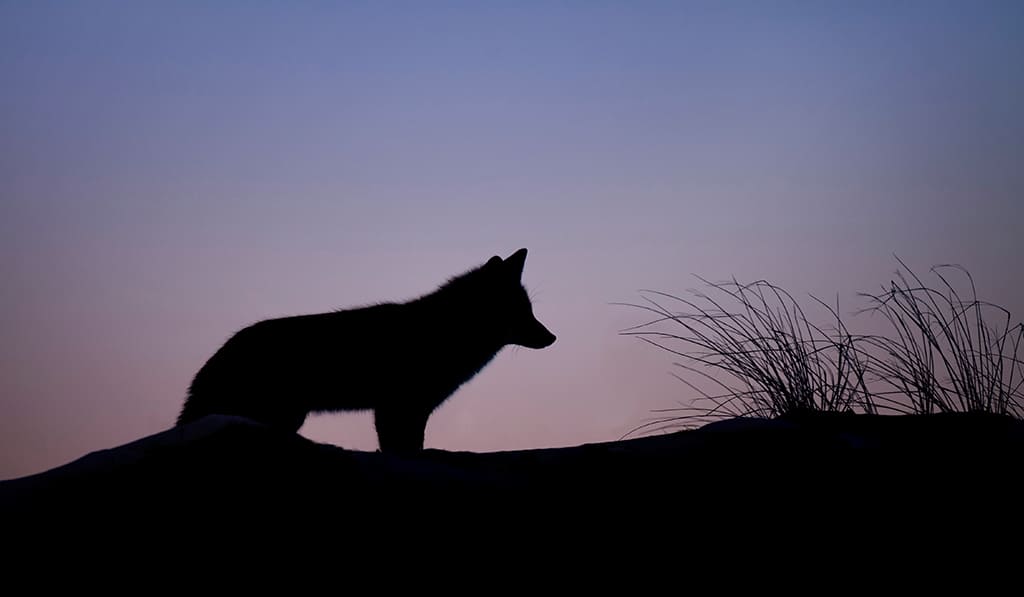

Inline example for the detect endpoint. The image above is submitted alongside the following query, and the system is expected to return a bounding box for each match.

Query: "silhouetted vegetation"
[860,258,1024,418]
[621,258,1024,435]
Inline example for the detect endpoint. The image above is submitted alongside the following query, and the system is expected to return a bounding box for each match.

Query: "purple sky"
[2,2,1022,479]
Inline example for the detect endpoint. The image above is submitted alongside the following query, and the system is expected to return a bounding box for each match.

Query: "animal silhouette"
[177,248,556,452]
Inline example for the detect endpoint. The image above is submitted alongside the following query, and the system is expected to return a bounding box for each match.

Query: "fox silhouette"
[177,248,556,453]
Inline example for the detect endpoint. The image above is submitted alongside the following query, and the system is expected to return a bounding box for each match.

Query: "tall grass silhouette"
[620,259,1023,436]
[618,278,874,435]
[860,258,1024,418]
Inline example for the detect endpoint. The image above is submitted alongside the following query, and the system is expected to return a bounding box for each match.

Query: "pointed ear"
[505,248,528,279]
[485,255,503,269]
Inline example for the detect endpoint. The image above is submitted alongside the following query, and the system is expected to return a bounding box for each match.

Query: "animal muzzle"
[514,316,557,349]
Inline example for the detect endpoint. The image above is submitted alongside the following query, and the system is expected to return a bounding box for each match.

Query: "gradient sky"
[2,1,1022,479]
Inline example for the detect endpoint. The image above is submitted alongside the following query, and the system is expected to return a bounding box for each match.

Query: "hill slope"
[4,412,1021,536]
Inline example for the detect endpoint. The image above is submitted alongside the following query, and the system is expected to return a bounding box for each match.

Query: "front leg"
[374,406,431,454]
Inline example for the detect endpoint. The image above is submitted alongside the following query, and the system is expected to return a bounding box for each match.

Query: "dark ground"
[4,412,1021,546]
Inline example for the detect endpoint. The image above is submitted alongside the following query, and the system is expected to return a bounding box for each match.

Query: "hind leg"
[245,396,308,433]
[374,406,431,453]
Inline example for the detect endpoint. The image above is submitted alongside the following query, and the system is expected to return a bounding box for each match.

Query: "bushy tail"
[176,393,204,426]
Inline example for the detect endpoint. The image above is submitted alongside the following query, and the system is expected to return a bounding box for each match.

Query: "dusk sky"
[2,2,1022,479]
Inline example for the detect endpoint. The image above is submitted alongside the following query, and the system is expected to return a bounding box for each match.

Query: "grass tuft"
[619,258,1022,436]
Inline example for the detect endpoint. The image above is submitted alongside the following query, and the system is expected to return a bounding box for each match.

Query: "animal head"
[477,248,556,350]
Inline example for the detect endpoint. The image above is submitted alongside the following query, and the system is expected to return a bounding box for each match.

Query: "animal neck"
[410,290,505,355]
